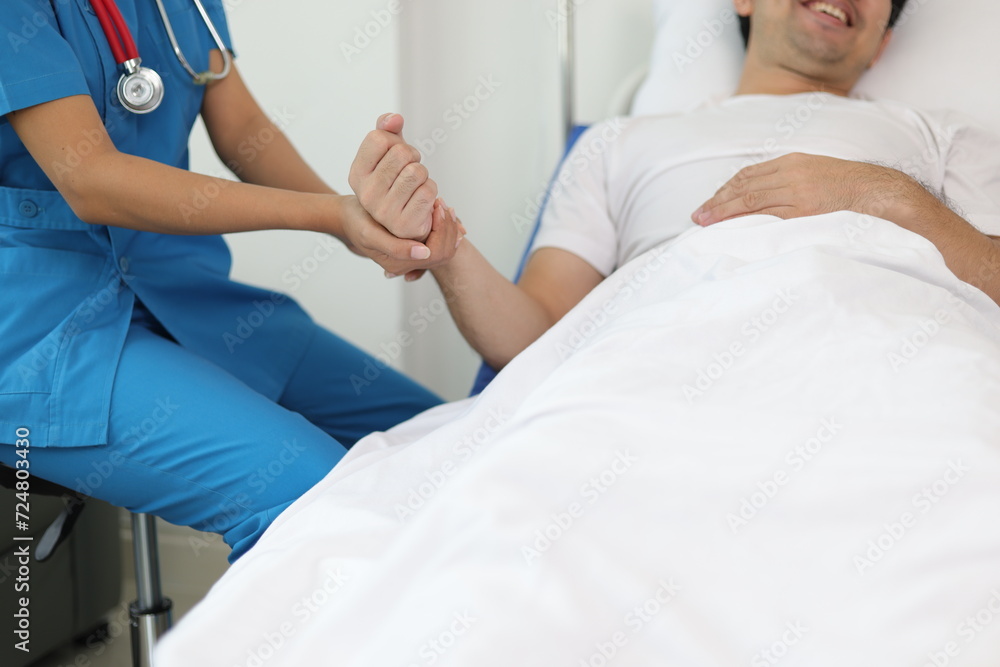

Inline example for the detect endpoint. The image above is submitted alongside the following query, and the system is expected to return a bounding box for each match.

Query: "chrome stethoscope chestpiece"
[118,58,164,114]
[90,0,232,116]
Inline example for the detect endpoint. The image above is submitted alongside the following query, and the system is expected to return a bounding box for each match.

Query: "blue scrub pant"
[0,309,441,561]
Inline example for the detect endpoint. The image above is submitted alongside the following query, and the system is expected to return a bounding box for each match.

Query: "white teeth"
[807,1,848,25]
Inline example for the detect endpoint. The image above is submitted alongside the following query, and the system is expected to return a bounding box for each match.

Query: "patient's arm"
[430,229,603,370]
[351,115,604,368]
[693,153,1000,306]
[884,196,1000,305]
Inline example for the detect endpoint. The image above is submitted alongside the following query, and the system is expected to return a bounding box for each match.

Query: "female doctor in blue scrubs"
[0,0,460,560]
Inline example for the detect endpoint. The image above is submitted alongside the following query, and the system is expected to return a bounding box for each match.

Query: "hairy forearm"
[71,150,342,237]
[878,178,1000,304]
[431,242,556,370]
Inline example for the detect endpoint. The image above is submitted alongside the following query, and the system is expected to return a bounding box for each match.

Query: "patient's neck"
[734,60,853,98]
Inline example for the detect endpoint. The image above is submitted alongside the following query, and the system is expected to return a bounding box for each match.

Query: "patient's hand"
[339,194,463,277]
[692,154,1000,309]
[692,153,916,226]
[348,114,466,280]
[350,114,439,242]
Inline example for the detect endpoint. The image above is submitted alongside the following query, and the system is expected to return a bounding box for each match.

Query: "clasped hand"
[342,113,464,279]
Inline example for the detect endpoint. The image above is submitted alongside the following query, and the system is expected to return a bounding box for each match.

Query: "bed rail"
[557,0,576,144]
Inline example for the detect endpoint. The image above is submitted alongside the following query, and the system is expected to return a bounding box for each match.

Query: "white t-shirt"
[533,92,1000,276]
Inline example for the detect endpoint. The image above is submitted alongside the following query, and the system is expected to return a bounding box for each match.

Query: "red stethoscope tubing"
[89,0,139,65]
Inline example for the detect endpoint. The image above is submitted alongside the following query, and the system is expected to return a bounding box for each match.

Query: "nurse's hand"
[349,113,438,242]
[338,195,461,276]
[392,199,467,282]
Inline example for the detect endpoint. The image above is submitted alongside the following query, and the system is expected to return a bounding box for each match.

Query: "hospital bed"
[157,1,1000,664]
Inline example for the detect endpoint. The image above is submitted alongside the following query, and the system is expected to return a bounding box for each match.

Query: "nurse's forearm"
[77,151,344,236]
[9,94,448,273]
[7,95,341,237]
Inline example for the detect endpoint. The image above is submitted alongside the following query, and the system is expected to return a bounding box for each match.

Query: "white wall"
[399,0,653,399]
[574,0,656,123]
[189,0,654,401]
[396,0,561,400]
[188,0,408,365]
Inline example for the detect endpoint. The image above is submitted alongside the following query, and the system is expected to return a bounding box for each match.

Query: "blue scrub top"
[0,0,314,447]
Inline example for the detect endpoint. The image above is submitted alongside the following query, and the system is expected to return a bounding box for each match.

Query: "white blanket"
[157,213,1000,667]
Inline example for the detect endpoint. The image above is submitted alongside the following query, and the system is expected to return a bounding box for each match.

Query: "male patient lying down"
[349,0,999,367]
[158,0,1000,664]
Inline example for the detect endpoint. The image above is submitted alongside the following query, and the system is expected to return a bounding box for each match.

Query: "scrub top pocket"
[0,245,134,447]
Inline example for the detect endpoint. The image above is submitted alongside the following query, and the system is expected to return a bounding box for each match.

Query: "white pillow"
[631,0,1000,137]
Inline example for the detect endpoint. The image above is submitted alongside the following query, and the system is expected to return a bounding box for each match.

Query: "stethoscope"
[88,0,233,115]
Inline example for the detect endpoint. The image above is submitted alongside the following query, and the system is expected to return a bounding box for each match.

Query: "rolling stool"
[0,465,172,667]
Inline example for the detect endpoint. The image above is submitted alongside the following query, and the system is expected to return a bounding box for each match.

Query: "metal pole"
[557,0,576,145]
[130,513,172,667]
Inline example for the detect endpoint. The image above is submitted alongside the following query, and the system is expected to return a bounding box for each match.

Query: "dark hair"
[739,0,909,47]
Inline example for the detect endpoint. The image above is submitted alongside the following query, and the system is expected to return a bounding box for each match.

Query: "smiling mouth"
[802,1,851,27]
